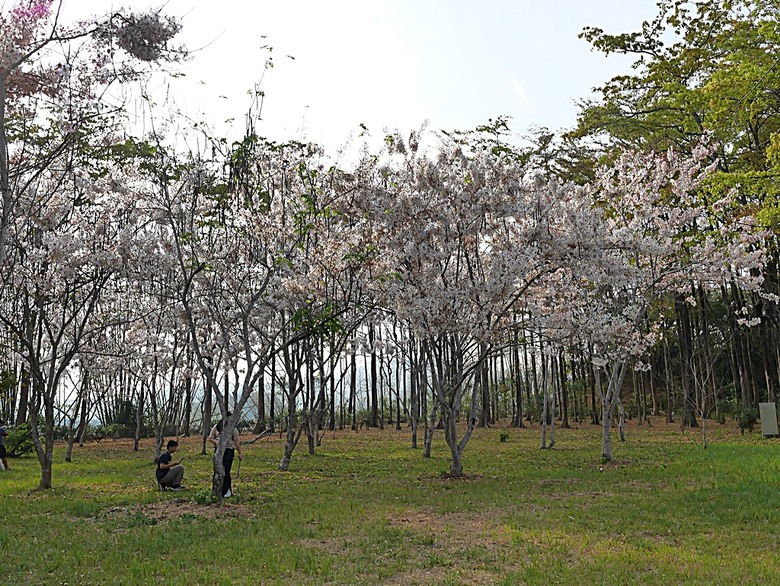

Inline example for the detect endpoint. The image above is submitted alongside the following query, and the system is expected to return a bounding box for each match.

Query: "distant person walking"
[208,412,243,498]
[156,440,185,490]
[0,420,8,470]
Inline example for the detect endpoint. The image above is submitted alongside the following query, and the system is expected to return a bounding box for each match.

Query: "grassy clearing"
[1,417,779,585]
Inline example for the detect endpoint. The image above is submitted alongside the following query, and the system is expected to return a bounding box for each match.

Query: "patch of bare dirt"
[99,498,255,523]
[379,567,499,586]
[438,472,484,481]
[385,510,513,549]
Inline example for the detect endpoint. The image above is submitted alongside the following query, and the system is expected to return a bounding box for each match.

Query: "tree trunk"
[588,347,599,425]
[529,330,539,421]
[201,373,213,455]
[269,356,276,433]
[15,364,29,426]
[540,351,548,449]
[252,370,266,434]
[676,295,698,427]
[30,393,55,489]
[559,353,570,429]
[410,340,419,448]
[134,386,144,452]
[598,359,629,462]
[512,333,525,427]
[423,398,437,458]
[349,350,357,431]
[279,415,304,472]
[369,325,378,427]
[443,406,463,477]
[601,394,613,461]
[479,347,490,427]
[549,354,556,448]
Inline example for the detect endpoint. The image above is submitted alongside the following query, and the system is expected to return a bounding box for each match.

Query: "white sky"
[60,0,658,150]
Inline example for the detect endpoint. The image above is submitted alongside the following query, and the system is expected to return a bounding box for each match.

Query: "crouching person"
[156,440,185,491]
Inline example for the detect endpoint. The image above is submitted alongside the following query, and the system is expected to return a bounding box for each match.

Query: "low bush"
[736,406,758,434]
[5,422,34,457]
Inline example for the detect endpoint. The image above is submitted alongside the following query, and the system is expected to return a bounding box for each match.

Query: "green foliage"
[5,423,34,457]
[191,488,214,506]
[574,0,780,205]
[527,390,545,424]
[36,422,71,442]
[498,430,509,442]
[108,399,137,427]
[290,302,343,335]
[92,423,136,440]
[736,406,759,434]
[0,368,16,394]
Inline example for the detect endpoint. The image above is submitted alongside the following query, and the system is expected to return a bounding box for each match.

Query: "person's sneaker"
[224,489,232,498]
[158,483,166,491]
[170,485,184,491]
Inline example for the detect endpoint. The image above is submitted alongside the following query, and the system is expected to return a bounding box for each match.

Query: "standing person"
[156,440,185,491]
[208,411,243,498]
[0,420,8,470]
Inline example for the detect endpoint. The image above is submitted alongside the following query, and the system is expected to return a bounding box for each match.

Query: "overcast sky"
[61,0,659,150]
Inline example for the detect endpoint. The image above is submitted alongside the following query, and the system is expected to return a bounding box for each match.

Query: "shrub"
[192,488,215,506]
[499,430,509,443]
[6,423,34,457]
[37,423,71,442]
[736,406,758,434]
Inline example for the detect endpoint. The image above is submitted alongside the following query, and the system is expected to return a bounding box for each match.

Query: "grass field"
[1,417,779,585]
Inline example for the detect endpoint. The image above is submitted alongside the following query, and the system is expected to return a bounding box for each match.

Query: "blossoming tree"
[530,143,765,461]
[0,0,182,488]
[344,130,584,477]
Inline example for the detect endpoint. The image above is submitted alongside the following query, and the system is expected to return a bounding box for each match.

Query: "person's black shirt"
[156,451,172,481]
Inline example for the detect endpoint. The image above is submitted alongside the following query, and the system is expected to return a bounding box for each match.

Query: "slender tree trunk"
[182,370,193,436]
[559,353,570,429]
[599,359,629,462]
[134,385,144,452]
[549,354,556,448]
[395,352,402,431]
[330,334,337,432]
[257,370,267,433]
[423,397,437,458]
[588,347,599,425]
[512,333,525,427]
[0,77,12,267]
[279,364,303,471]
[529,331,539,422]
[201,373,213,455]
[540,351,548,449]
[15,364,29,426]
[523,330,533,421]
[758,298,776,403]
[676,295,698,427]
[410,340,419,448]
[349,350,357,431]
[369,325,378,427]
[269,356,276,433]
[480,345,490,427]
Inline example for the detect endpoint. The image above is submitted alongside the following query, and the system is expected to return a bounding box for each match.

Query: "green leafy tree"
[573,0,780,411]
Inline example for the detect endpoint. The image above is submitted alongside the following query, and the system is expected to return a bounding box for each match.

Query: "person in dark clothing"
[207,412,243,498]
[0,420,8,470]
[156,440,185,490]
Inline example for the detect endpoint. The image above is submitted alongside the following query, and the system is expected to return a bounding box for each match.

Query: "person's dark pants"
[159,465,184,487]
[223,448,235,496]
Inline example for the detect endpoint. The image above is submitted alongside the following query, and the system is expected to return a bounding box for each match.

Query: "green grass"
[1,419,779,585]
